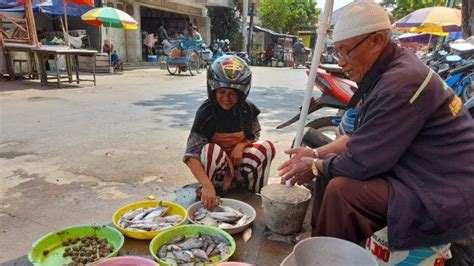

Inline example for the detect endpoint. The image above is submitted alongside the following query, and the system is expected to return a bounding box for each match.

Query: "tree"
[207,7,241,43]
[257,0,319,34]
[381,0,449,19]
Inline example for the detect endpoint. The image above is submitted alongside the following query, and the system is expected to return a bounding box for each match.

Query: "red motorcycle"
[277,64,357,147]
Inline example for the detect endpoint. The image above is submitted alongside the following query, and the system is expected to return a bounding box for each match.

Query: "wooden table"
[31,46,97,88]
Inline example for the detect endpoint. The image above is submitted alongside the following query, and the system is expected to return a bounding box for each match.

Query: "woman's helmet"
[207,55,252,101]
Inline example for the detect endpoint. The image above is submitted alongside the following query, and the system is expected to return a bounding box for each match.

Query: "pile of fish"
[192,204,250,229]
[118,204,184,232]
[157,233,231,265]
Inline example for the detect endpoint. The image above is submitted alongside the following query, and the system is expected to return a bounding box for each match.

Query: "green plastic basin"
[149,224,236,266]
[28,224,124,266]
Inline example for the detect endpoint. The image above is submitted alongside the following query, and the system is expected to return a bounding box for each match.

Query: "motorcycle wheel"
[290,116,340,149]
[461,81,473,103]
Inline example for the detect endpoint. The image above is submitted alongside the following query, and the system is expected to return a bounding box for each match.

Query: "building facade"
[103,0,233,63]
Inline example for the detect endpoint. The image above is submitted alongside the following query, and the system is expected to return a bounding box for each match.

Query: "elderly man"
[278,0,474,251]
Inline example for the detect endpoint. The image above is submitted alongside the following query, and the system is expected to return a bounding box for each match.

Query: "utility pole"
[242,0,249,52]
[247,3,255,55]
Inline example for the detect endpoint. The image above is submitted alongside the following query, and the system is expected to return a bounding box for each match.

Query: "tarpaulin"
[0,0,100,16]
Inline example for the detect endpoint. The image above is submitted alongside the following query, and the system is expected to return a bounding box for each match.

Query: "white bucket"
[280,237,377,266]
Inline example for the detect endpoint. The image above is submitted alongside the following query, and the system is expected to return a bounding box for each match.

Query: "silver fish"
[178,238,204,250]
[193,208,208,220]
[158,245,168,258]
[217,222,234,229]
[205,243,216,256]
[165,215,184,223]
[120,208,144,221]
[173,251,194,263]
[217,242,229,260]
[167,244,182,251]
[235,214,250,227]
[207,211,242,223]
[212,234,229,245]
[168,235,185,244]
[144,206,169,220]
[127,223,155,231]
[132,208,154,221]
[198,217,218,227]
[220,205,243,216]
[192,249,209,261]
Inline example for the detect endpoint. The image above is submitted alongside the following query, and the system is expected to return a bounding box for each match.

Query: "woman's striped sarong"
[200,141,275,193]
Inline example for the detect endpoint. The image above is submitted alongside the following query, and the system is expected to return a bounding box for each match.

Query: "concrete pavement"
[0,67,329,264]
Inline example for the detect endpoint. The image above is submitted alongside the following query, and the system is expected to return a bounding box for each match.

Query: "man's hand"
[278,156,314,185]
[285,147,315,158]
[230,145,245,166]
[201,184,217,211]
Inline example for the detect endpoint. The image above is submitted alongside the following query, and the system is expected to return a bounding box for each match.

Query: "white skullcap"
[332,0,391,42]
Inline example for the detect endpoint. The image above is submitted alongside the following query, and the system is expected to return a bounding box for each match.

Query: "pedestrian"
[184,55,275,210]
[278,0,474,251]
[293,38,306,67]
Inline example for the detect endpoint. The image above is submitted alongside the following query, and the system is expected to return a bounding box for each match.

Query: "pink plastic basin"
[92,256,157,266]
[217,263,254,266]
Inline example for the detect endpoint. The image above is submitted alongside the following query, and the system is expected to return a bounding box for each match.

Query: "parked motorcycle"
[277,64,357,147]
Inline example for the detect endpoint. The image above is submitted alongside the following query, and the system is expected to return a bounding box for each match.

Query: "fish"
[121,208,144,220]
[198,217,218,227]
[173,251,194,263]
[166,245,182,251]
[178,238,204,250]
[217,223,234,229]
[144,206,169,220]
[205,243,216,256]
[193,203,250,230]
[192,249,209,261]
[235,214,250,227]
[165,215,184,223]
[169,235,186,244]
[118,205,182,232]
[158,233,231,265]
[162,257,178,266]
[158,245,168,258]
[217,242,229,260]
[243,227,252,242]
[212,234,229,245]
[207,211,242,223]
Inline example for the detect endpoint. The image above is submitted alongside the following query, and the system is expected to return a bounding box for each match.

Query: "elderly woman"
[184,55,275,210]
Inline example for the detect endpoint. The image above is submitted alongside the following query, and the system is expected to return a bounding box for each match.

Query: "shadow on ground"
[133,86,335,134]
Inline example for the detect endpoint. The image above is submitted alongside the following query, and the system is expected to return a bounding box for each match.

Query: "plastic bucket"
[260,184,311,235]
[147,55,158,63]
[280,237,377,266]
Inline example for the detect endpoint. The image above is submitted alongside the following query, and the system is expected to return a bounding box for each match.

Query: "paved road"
[0,67,330,264]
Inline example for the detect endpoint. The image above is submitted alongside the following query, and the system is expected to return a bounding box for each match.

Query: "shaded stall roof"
[0,0,99,16]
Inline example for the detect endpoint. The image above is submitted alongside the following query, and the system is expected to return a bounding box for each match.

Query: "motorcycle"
[277,64,357,147]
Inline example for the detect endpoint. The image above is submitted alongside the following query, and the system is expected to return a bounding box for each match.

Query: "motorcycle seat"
[319,64,344,74]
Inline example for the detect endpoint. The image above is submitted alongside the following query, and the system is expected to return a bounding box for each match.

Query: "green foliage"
[381,0,452,19]
[257,0,319,34]
[207,7,241,42]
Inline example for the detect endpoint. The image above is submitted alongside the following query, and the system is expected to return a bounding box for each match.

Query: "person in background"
[265,44,274,63]
[184,56,275,210]
[103,40,114,54]
[111,50,123,71]
[185,24,202,42]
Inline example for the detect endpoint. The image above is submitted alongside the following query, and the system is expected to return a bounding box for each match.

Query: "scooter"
[276,64,357,147]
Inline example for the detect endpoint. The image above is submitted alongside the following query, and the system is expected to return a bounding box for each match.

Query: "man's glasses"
[335,33,375,61]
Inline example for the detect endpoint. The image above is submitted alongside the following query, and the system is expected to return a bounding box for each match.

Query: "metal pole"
[241,0,249,52]
[63,0,70,46]
[247,3,255,55]
[293,0,334,148]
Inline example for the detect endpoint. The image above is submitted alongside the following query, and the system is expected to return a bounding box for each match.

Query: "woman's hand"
[230,144,245,166]
[201,183,217,211]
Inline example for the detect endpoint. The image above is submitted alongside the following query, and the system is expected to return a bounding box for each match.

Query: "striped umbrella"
[81,7,137,30]
[395,6,461,33]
